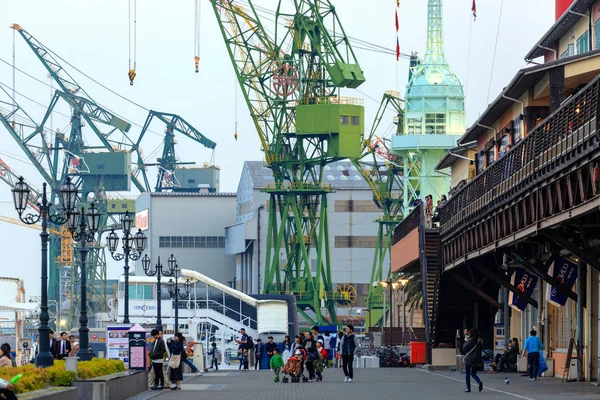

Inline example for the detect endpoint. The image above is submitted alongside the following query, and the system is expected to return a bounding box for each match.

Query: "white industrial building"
[225,161,386,314]
[135,192,238,284]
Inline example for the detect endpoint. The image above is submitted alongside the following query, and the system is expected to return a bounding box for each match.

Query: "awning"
[435,145,475,171]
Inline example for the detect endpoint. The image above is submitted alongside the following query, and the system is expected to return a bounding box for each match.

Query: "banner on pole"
[546,256,577,307]
[508,268,538,312]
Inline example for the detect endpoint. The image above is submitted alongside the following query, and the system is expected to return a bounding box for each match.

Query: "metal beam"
[471,262,538,308]
[543,232,600,272]
[502,250,577,302]
[452,274,502,309]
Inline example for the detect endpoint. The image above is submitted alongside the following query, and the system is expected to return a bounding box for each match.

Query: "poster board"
[106,325,130,365]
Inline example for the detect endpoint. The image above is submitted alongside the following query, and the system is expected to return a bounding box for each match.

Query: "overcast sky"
[0,0,555,298]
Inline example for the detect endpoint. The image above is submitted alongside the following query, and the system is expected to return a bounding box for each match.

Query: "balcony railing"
[439,75,600,239]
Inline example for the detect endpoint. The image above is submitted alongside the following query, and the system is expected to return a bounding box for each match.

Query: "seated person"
[490,338,519,373]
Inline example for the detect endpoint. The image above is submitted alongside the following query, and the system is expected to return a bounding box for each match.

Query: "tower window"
[351,116,360,126]
[340,115,349,125]
[425,113,446,135]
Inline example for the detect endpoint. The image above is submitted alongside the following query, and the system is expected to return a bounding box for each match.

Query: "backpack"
[319,347,328,359]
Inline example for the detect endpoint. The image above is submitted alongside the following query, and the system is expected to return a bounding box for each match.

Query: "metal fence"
[439,76,600,241]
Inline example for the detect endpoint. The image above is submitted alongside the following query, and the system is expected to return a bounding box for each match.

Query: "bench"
[72,370,147,400]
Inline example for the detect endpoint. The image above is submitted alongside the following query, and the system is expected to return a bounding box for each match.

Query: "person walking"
[339,325,358,382]
[208,342,219,371]
[282,335,292,364]
[266,336,277,369]
[30,335,39,364]
[54,331,71,360]
[462,328,483,392]
[336,331,344,368]
[181,338,200,374]
[522,329,544,381]
[235,328,249,370]
[149,329,166,391]
[303,331,318,381]
[248,336,255,369]
[270,348,284,383]
[323,331,331,367]
[254,339,263,370]
[167,332,185,390]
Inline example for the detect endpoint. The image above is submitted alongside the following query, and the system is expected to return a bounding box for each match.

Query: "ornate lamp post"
[106,211,147,324]
[398,278,410,345]
[141,254,176,331]
[379,279,400,346]
[12,177,72,368]
[166,259,190,334]
[63,180,101,362]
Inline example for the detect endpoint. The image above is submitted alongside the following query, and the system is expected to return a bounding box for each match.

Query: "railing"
[185,299,258,330]
[392,203,422,243]
[439,76,600,239]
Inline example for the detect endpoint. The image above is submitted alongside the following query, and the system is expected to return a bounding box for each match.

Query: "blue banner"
[508,268,538,312]
[546,256,578,307]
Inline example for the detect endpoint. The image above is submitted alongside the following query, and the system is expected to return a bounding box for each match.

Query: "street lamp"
[398,278,410,345]
[64,190,101,362]
[142,255,173,331]
[106,211,147,324]
[166,259,191,334]
[379,279,400,346]
[11,177,72,368]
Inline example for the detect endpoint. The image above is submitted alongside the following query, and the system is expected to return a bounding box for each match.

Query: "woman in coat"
[0,344,13,368]
[462,328,483,392]
[167,333,184,390]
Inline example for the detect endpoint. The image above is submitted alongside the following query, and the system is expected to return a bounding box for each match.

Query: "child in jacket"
[269,348,285,382]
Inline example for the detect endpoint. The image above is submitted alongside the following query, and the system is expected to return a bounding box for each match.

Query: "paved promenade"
[129,367,600,400]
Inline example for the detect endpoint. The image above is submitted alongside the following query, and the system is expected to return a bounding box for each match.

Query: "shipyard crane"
[134,111,216,192]
[209,0,365,324]
[352,91,405,328]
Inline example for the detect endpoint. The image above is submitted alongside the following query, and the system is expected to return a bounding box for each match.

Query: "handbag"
[168,354,181,369]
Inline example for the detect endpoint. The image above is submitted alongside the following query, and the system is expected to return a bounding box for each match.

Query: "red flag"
[397,0,400,7]
[396,38,400,61]
[472,0,477,21]
[395,10,399,32]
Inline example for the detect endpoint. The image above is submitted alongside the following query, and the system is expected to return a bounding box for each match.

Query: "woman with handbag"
[167,333,185,390]
[462,328,483,393]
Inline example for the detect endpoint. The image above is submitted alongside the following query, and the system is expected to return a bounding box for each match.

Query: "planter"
[72,371,147,400]
[18,387,77,400]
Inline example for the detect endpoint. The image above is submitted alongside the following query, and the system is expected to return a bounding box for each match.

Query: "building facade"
[225,161,385,319]
[135,192,237,284]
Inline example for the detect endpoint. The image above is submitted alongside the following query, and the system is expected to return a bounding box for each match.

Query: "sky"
[0,0,555,298]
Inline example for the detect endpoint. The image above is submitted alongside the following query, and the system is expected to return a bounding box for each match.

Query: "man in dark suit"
[49,329,57,359]
[54,331,71,360]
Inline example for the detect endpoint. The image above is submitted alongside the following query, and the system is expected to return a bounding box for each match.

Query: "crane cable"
[128,0,137,85]
[194,0,201,73]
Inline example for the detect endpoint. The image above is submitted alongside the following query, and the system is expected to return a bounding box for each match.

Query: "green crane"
[209,0,365,325]
[352,91,404,328]
[134,111,216,192]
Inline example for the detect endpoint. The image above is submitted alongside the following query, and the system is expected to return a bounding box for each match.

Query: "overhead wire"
[486,0,504,104]
[194,0,201,72]
[0,81,71,120]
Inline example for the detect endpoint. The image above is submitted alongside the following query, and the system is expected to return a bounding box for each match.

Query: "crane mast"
[210,0,365,324]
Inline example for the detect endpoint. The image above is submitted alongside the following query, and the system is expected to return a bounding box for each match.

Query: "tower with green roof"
[391,0,465,210]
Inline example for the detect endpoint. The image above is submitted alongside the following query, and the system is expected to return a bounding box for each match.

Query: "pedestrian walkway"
[128,368,600,400]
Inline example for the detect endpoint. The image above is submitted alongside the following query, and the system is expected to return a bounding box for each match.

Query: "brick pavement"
[128,367,600,400]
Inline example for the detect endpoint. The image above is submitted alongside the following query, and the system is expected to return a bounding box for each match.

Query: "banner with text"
[546,256,578,307]
[508,268,538,312]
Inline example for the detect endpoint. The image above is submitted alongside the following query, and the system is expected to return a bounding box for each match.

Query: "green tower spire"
[392,0,466,210]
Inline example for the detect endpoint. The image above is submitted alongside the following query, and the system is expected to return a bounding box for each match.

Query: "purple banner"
[508,268,538,312]
[546,256,578,307]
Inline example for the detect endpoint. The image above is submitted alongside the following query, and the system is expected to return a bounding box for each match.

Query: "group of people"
[459,327,545,393]
[29,330,95,364]
[425,194,447,228]
[148,328,199,391]
[269,324,357,383]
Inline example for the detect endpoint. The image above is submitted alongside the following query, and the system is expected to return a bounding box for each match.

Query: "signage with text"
[546,256,578,307]
[508,268,538,312]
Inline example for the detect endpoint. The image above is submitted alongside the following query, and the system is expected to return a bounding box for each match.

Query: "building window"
[576,31,588,55]
[486,147,495,167]
[351,116,360,126]
[497,135,509,158]
[334,236,378,248]
[340,115,349,125]
[407,117,422,135]
[512,117,522,144]
[334,200,380,212]
[560,43,575,59]
[425,113,445,135]
[475,153,484,175]
[596,19,600,50]
[130,284,153,300]
[158,236,226,248]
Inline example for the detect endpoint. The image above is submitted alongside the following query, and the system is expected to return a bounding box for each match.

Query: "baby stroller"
[282,350,309,383]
